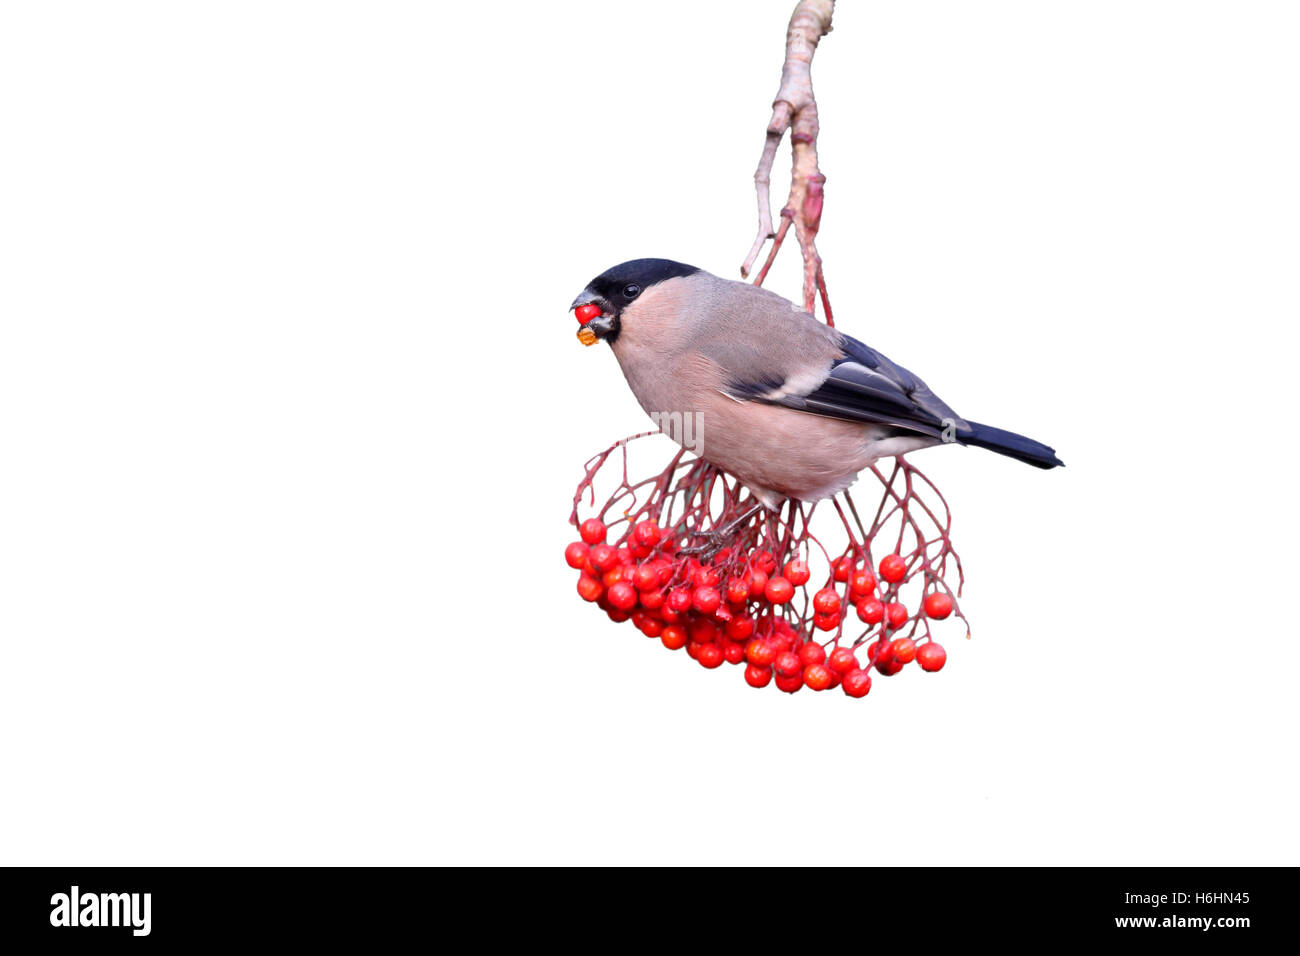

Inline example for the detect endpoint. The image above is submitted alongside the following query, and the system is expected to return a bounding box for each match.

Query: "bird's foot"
[677,503,764,561]
[676,530,730,561]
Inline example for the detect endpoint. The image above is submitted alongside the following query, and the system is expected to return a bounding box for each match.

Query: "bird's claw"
[677,531,730,561]
[676,503,765,561]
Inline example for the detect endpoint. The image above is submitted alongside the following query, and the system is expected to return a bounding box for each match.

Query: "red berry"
[692,567,720,589]
[577,575,603,602]
[661,625,687,650]
[832,554,854,582]
[744,664,773,688]
[798,641,827,667]
[856,598,885,624]
[697,643,724,669]
[783,558,811,586]
[748,570,769,600]
[579,518,606,546]
[891,637,917,664]
[589,544,617,572]
[879,554,907,584]
[916,642,947,672]
[692,586,722,614]
[813,612,839,632]
[827,646,859,674]
[812,588,842,615]
[726,577,750,604]
[841,668,872,698]
[753,550,776,574]
[885,602,908,629]
[639,588,665,610]
[872,639,901,674]
[722,641,746,665]
[803,663,833,691]
[849,569,877,597]
[667,589,693,614]
[726,614,755,642]
[774,652,802,678]
[632,565,658,591]
[607,607,630,623]
[923,592,954,619]
[745,639,777,667]
[639,617,663,638]
[688,618,718,645]
[632,520,661,548]
[775,672,803,694]
[574,303,602,323]
[607,581,638,611]
[564,541,589,569]
[764,576,795,604]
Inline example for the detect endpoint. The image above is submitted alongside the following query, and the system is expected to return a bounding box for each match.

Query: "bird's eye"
[623,283,641,299]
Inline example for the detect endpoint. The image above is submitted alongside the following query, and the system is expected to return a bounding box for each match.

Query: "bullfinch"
[570,258,1062,508]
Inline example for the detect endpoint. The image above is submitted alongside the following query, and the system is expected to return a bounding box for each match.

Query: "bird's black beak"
[570,289,615,347]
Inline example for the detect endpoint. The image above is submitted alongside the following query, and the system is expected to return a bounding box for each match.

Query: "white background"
[2,1,1297,865]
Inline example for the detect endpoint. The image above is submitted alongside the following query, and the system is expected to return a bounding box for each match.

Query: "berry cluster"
[565,515,951,697]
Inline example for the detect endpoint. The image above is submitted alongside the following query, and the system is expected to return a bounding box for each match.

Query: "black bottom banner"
[0,866,1287,946]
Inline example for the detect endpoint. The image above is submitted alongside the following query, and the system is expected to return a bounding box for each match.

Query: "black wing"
[761,333,968,439]
[724,329,1064,467]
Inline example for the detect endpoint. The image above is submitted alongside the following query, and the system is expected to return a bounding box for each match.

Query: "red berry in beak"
[575,303,602,323]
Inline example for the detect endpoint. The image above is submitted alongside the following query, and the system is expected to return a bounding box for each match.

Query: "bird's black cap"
[583,258,700,312]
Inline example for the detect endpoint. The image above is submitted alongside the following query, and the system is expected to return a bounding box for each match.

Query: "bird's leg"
[678,502,765,559]
[741,0,835,324]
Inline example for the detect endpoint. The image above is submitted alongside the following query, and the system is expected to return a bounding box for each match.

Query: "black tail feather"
[959,420,1064,469]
